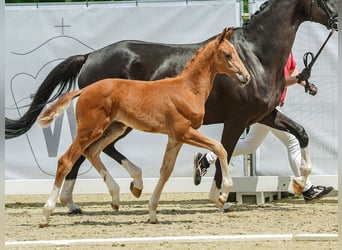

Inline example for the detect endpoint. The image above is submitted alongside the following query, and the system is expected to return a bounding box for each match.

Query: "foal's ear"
[217,27,234,44]
[224,27,234,40]
[217,27,228,44]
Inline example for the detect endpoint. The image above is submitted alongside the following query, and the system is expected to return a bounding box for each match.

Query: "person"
[193,51,333,202]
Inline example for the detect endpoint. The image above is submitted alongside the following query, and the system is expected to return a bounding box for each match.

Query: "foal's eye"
[225,54,232,60]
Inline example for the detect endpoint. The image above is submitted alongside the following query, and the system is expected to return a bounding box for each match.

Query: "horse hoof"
[130,182,142,198]
[111,204,119,212]
[292,179,304,196]
[39,223,49,228]
[218,197,225,207]
[69,208,83,214]
[149,219,159,224]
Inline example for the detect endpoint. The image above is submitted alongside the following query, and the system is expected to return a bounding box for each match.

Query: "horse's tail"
[5,54,89,139]
[37,90,82,128]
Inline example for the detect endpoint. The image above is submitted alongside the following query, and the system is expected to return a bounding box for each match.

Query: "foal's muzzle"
[238,73,250,86]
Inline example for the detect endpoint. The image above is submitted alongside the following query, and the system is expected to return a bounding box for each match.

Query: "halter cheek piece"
[309,0,315,22]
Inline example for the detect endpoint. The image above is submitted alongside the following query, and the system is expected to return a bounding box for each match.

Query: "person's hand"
[305,82,317,96]
[296,68,311,82]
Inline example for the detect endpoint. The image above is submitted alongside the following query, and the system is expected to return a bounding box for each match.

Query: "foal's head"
[213,28,250,86]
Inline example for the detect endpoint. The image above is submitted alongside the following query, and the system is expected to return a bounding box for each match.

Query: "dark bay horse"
[6,0,338,214]
[37,28,250,226]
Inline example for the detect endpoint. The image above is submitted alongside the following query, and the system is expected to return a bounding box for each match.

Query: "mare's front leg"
[259,108,312,195]
[149,136,182,224]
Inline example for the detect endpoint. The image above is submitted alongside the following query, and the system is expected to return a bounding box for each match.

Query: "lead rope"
[301,29,335,91]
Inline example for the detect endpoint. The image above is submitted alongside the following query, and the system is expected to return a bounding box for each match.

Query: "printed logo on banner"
[7,17,94,177]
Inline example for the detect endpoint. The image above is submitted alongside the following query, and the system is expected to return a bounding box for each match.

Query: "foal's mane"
[180,40,214,76]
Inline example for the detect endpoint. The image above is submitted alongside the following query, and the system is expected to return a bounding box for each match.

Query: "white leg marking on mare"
[60,179,81,213]
[293,146,312,195]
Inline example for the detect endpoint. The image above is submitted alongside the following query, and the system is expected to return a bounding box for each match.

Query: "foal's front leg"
[149,136,182,224]
[182,127,233,207]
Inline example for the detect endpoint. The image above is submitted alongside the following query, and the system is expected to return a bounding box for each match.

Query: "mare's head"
[304,0,338,30]
[214,28,250,86]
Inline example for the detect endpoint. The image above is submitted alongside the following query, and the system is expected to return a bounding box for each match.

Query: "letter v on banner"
[42,102,76,157]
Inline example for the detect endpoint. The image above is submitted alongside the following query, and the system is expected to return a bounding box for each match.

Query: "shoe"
[302,185,334,202]
[193,152,210,185]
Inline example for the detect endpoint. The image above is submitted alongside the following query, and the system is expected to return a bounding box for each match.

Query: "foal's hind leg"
[84,122,132,211]
[102,128,143,198]
[60,128,142,214]
[40,141,84,227]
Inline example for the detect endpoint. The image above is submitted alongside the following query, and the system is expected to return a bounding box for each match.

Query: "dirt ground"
[5,191,338,249]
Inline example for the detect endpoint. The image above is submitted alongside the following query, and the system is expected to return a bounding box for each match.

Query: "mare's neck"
[179,44,218,98]
[241,0,303,71]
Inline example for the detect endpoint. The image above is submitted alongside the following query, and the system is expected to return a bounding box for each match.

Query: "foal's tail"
[37,90,82,128]
[5,54,89,139]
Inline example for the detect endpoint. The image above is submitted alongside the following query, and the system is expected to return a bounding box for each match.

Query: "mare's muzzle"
[328,17,338,31]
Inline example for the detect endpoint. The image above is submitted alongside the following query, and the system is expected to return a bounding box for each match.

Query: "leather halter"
[310,0,338,30]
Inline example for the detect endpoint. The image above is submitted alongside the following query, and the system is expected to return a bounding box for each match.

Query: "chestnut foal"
[37,28,250,227]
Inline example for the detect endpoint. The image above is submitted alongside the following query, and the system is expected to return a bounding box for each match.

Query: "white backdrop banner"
[5,1,338,182]
[5,1,243,180]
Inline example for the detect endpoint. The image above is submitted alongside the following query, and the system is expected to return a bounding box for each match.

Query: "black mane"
[244,0,270,26]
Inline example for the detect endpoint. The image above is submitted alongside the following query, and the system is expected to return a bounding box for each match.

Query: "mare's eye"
[225,54,232,60]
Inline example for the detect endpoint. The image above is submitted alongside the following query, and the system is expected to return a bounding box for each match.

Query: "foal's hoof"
[149,219,159,224]
[111,204,119,212]
[130,181,142,198]
[292,179,304,196]
[39,223,49,228]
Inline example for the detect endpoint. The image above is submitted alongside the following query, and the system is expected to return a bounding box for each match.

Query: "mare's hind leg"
[83,121,131,211]
[259,108,311,195]
[60,156,85,214]
[293,147,312,195]
[149,136,182,223]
